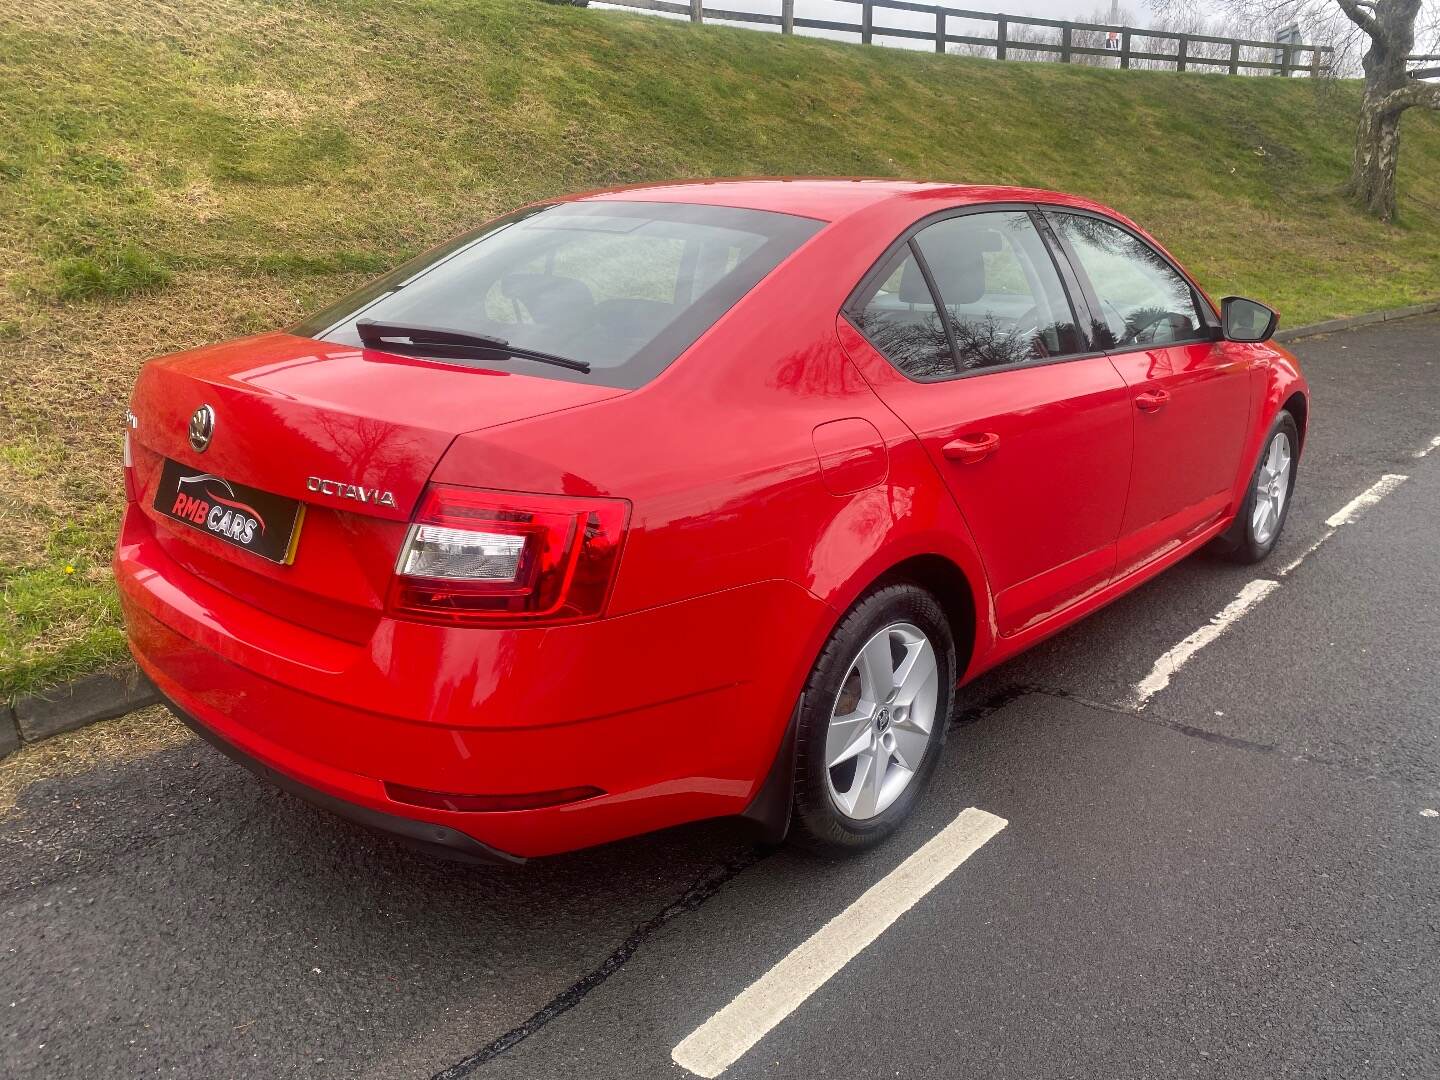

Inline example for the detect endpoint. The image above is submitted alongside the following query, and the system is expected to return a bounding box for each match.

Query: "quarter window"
[848,247,956,379]
[1047,213,1206,349]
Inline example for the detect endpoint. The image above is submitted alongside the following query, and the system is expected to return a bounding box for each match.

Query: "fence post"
[996,16,1007,60]
[861,0,873,44]
[781,0,794,35]
[1229,40,1239,75]
[1175,34,1187,71]
[935,8,946,53]
[1310,46,1322,77]
[1281,43,1292,76]
[1061,24,1072,63]
[689,0,702,24]
[1120,28,1130,69]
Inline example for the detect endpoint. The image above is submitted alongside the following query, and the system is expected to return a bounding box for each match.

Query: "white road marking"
[1129,579,1280,709]
[670,808,1008,1078]
[1325,474,1408,527]
[1415,436,1440,459]
[1278,528,1335,576]
[1132,470,1412,706]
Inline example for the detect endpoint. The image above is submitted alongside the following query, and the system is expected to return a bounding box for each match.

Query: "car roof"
[566,178,1127,225]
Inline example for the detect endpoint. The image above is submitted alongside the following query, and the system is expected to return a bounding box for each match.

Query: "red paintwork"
[115,180,1309,859]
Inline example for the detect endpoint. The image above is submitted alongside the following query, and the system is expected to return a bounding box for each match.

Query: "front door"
[1046,211,1254,575]
[844,209,1133,637]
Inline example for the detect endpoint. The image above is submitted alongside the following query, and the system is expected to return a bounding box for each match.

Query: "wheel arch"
[740,548,987,844]
[868,553,979,681]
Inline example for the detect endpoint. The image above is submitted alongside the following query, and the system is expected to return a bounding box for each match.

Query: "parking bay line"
[1325,473,1408,527]
[671,807,1008,1078]
[1129,578,1280,709]
[1130,472,1410,709]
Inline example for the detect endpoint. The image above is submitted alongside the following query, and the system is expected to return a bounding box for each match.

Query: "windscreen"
[294,201,824,388]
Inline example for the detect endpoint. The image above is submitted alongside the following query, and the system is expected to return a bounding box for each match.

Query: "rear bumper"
[116,503,826,858]
[160,690,524,865]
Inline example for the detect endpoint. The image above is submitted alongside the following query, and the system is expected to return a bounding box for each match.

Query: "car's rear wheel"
[790,583,955,853]
[1213,410,1300,564]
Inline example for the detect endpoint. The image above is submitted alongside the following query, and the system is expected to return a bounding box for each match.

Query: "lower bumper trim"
[159,694,526,866]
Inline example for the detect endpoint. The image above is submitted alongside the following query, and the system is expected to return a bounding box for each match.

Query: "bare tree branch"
[1336,0,1388,40]
[1378,78,1440,113]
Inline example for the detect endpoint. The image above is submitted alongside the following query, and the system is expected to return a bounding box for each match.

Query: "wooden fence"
[594,0,1333,76]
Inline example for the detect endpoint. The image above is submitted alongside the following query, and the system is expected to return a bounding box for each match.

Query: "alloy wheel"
[1251,431,1292,545]
[824,622,940,821]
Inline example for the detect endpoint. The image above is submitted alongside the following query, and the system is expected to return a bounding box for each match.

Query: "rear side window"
[294,202,823,388]
[849,211,1084,380]
[914,212,1084,371]
[1047,212,1206,349]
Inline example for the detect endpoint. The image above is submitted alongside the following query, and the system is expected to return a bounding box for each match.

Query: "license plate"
[153,459,305,564]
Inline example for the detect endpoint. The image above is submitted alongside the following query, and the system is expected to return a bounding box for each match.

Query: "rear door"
[1045,211,1254,576]
[844,208,1133,638]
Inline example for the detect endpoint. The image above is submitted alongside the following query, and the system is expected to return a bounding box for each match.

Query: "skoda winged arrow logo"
[188,404,215,453]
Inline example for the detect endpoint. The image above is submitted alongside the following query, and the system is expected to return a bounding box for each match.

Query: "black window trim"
[841,202,1109,385]
[1037,204,1221,353]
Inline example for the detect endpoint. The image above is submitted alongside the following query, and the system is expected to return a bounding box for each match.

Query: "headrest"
[898,241,990,306]
[922,243,987,305]
[499,273,594,323]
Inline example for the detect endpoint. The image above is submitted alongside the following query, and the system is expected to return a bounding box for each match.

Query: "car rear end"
[115,197,828,860]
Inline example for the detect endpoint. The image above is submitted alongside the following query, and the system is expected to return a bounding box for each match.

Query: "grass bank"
[2,0,1438,700]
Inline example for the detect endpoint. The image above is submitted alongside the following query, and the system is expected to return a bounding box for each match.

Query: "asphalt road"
[4,314,1439,1080]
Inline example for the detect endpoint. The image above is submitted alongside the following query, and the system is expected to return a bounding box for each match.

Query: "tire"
[789,583,956,854]
[1212,410,1300,564]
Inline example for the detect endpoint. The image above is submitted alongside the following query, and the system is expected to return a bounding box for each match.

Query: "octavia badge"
[188,404,215,452]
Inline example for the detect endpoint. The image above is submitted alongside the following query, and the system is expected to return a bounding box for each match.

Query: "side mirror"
[1220,296,1278,343]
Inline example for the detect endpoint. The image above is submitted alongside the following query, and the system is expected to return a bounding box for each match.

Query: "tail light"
[388,484,630,626]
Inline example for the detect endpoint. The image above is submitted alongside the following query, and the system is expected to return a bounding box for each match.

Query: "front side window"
[294,201,822,388]
[914,212,1084,371]
[1047,212,1206,349]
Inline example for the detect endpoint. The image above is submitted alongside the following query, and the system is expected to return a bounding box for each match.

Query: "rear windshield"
[293,201,824,388]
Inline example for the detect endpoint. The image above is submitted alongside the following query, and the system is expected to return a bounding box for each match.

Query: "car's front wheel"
[1214,410,1300,564]
[790,583,956,853]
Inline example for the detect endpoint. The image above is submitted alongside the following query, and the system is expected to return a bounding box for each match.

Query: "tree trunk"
[1344,0,1420,222]
[1348,97,1404,220]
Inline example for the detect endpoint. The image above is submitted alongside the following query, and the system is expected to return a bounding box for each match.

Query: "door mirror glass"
[1221,296,1278,343]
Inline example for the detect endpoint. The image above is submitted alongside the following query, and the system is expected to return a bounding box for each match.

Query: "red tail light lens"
[388,485,630,626]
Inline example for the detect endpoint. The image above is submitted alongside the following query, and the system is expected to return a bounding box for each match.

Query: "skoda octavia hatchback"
[117,180,1308,862]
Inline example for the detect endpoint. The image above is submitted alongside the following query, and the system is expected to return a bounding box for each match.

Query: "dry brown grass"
[0,704,191,815]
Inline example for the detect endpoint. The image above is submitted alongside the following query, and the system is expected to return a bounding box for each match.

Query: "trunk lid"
[129,332,625,638]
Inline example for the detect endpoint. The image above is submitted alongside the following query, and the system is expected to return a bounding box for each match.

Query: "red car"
[116,180,1308,862]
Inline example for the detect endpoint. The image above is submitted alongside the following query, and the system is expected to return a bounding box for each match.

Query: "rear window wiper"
[355,319,591,374]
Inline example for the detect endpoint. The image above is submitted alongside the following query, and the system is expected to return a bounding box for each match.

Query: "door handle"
[1135,388,1171,412]
[941,432,1000,464]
